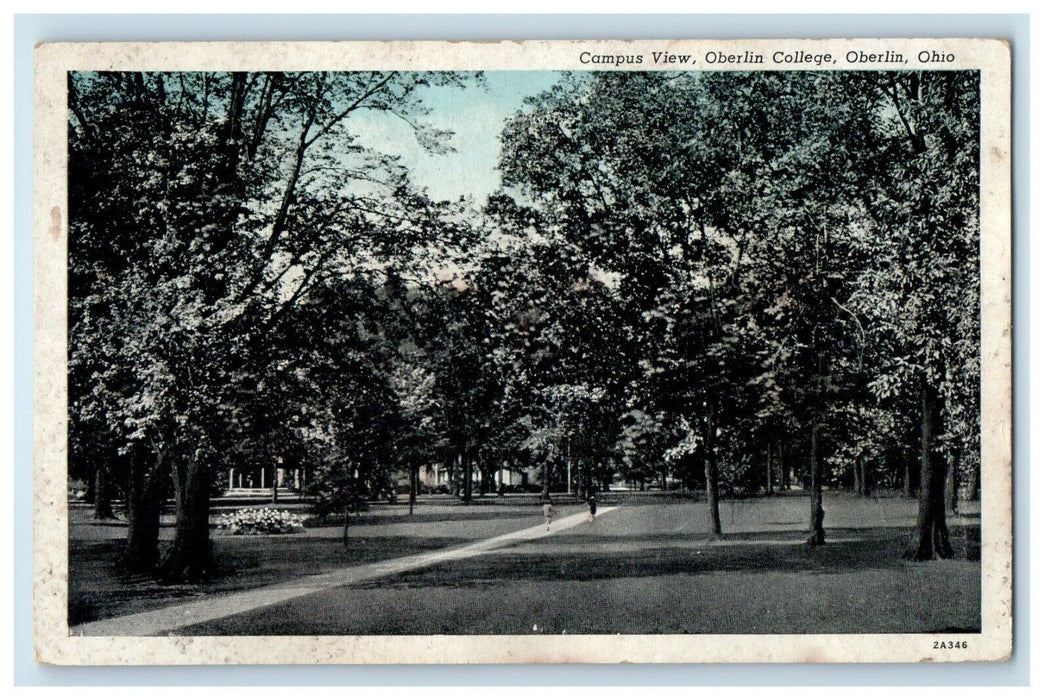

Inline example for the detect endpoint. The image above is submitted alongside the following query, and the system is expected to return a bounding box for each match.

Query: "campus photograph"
[64,67,983,639]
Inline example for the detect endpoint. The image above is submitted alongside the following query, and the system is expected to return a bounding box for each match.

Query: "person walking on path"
[542,499,555,531]
[587,494,597,523]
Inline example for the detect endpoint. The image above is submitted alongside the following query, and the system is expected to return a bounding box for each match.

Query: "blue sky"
[344,71,562,203]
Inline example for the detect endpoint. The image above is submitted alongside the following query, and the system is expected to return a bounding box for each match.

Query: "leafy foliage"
[69,69,981,576]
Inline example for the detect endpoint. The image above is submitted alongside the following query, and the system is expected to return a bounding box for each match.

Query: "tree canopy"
[68,69,981,578]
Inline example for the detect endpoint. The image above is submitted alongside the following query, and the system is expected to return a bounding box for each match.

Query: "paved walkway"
[71,506,618,636]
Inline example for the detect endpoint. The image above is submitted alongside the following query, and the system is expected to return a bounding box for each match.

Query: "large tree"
[496,70,980,551]
[853,71,981,559]
[69,70,477,578]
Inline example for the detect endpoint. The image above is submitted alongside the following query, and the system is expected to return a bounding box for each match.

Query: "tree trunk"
[120,447,166,572]
[408,465,417,516]
[93,467,115,520]
[916,379,953,560]
[156,453,214,582]
[765,446,774,496]
[541,457,550,500]
[901,448,911,498]
[807,425,825,547]
[965,458,980,501]
[702,405,723,536]
[778,441,788,490]
[704,453,722,537]
[567,446,575,495]
[446,453,458,497]
[461,450,473,505]
[946,451,959,516]
[342,505,350,549]
[475,461,487,497]
[859,456,868,497]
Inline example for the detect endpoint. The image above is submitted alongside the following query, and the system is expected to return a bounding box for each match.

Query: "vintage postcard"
[34,38,1012,665]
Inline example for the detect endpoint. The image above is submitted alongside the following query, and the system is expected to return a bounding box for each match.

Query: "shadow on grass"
[68,535,470,625]
[353,525,980,591]
[548,524,981,550]
[69,521,980,628]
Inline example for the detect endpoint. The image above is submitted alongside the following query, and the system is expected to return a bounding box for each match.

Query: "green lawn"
[68,501,541,625]
[181,532,980,635]
[69,495,981,634]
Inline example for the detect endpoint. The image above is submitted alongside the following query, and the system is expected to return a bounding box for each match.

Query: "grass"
[68,502,541,625]
[69,495,982,634]
[177,522,980,636]
[68,535,471,625]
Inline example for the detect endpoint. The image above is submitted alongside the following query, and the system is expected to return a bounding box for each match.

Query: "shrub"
[217,507,307,535]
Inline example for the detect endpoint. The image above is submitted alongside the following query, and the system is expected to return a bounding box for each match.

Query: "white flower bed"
[217,507,307,535]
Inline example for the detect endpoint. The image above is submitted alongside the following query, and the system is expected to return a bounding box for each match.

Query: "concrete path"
[71,506,618,637]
